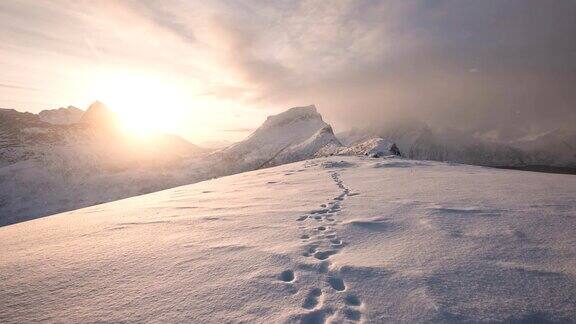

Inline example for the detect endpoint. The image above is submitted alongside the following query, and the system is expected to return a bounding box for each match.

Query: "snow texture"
[1,156,576,323]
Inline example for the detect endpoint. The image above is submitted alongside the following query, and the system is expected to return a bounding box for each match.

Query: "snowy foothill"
[2,156,576,322]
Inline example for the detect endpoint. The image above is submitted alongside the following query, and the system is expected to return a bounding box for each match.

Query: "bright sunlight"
[89,72,189,137]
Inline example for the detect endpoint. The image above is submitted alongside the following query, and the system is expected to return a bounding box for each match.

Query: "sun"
[89,72,188,137]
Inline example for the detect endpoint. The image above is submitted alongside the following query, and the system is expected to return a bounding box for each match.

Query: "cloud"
[1,0,575,142]
[121,1,198,43]
[201,0,576,139]
[0,83,43,91]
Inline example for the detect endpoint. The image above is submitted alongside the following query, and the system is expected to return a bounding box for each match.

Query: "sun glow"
[85,69,266,143]
[89,72,190,137]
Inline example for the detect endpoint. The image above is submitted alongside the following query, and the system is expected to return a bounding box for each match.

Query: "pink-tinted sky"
[1,0,575,142]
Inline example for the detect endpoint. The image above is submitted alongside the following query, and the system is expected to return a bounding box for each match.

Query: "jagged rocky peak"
[222,104,341,170]
[317,137,400,158]
[38,106,83,125]
[0,108,40,125]
[80,101,118,127]
[261,105,322,129]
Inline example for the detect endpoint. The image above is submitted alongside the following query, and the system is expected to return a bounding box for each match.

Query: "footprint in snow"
[328,277,346,291]
[343,308,362,321]
[330,238,343,246]
[296,309,329,324]
[303,244,320,258]
[280,270,295,282]
[342,296,363,322]
[302,288,323,310]
[318,261,330,273]
[344,294,361,306]
[314,250,338,260]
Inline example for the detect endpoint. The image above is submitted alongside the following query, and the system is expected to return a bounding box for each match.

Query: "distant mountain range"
[336,119,576,168]
[1,102,574,226]
[38,106,84,125]
[0,102,206,225]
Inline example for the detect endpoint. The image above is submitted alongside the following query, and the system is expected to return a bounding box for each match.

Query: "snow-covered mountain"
[1,102,571,227]
[319,137,399,158]
[79,101,120,127]
[338,120,534,167]
[38,106,84,125]
[220,105,342,171]
[0,104,344,226]
[0,103,207,226]
[2,155,575,322]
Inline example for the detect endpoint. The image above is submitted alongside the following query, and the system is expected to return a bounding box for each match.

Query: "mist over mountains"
[338,118,576,168]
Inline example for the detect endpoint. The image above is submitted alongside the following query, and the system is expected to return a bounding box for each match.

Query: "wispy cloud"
[0,0,575,141]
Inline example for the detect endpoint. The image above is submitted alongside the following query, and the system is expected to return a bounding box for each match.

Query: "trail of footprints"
[282,171,364,322]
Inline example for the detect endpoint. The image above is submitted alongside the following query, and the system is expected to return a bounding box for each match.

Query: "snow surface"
[2,156,576,322]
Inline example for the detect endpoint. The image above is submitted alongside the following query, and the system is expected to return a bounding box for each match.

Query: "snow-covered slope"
[38,106,83,125]
[222,105,342,170]
[0,103,207,226]
[1,156,575,322]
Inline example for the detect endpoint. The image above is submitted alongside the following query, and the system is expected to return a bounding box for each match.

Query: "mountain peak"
[38,106,83,125]
[80,101,118,128]
[223,104,339,170]
[262,105,321,129]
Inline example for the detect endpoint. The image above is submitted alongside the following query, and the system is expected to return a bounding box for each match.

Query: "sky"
[1,0,575,143]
